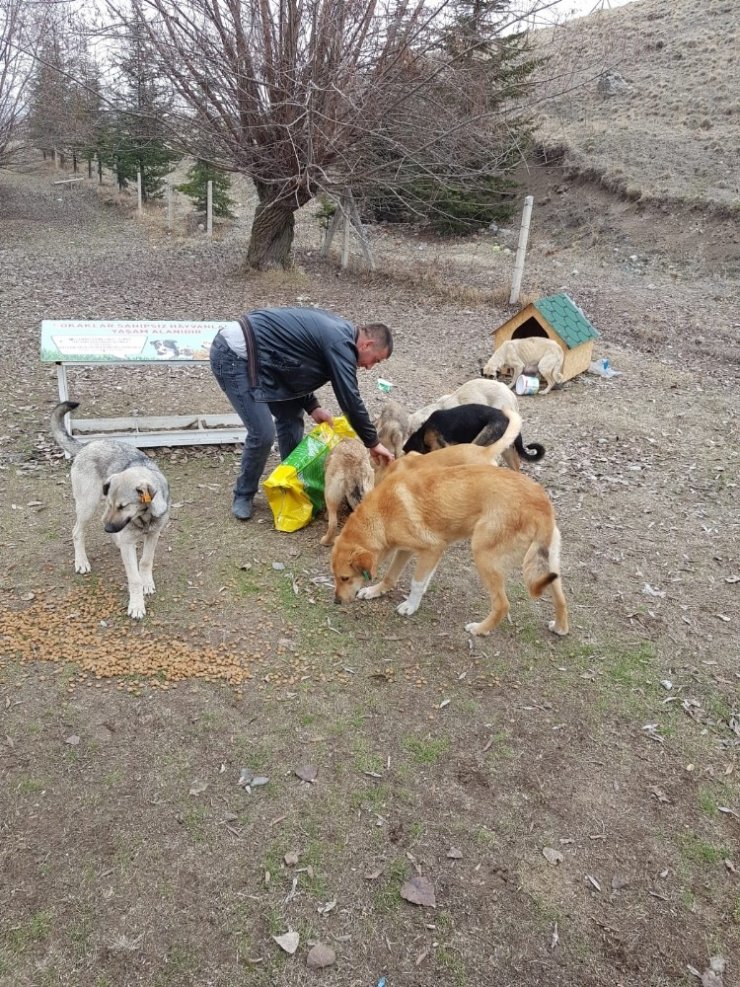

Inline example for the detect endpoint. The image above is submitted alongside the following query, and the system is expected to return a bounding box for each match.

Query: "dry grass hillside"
[531,0,739,211]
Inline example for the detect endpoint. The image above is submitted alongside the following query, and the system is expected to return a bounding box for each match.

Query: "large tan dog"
[483,338,565,394]
[320,439,375,546]
[331,454,569,637]
[407,377,518,431]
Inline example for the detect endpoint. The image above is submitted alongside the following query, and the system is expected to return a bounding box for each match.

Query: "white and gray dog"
[51,401,171,619]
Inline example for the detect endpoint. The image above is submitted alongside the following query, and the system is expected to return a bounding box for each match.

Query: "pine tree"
[104,11,179,200]
[27,33,71,164]
[177,160,236,218]
[363,1,538,236]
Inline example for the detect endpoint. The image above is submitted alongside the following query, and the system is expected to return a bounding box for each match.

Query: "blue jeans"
[210,334,306,500]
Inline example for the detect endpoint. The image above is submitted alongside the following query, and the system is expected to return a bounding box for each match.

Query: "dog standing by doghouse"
[483,338,565,394]
[51,401,171,619]
[331,450,569,637]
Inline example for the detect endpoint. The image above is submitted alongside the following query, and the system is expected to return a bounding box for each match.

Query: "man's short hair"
[359,322,393,357]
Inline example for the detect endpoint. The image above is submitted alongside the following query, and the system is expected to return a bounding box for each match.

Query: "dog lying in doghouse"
[403,404,544,470]
[483,338,565,394]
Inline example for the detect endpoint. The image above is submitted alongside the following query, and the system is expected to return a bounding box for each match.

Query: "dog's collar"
[361,569,371,581]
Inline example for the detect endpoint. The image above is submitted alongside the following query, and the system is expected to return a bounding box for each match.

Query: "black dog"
[403,403,545,468]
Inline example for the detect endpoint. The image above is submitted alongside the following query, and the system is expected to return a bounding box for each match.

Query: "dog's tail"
[50,401,83,457]
[523,521,569,634]
[472,407,523,465]
[514,432,545,462]
[523,523,562,598]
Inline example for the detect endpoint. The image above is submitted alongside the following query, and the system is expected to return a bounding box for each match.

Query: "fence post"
[206,180,213,236]
[341,195,350,270]
[321,202,342,257]
[509,195,534,306]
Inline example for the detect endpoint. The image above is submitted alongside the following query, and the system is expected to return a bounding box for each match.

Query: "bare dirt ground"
[1,159,738,987]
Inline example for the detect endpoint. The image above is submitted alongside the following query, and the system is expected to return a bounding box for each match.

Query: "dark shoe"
[232,496,253,520]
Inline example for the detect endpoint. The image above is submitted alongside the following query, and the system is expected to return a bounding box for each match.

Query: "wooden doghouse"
[493,292,599,382]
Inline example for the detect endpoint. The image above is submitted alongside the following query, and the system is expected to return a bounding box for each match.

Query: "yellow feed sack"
[263,417,357,532]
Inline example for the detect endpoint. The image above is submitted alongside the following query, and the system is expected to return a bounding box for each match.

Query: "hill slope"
[530,0,739,211]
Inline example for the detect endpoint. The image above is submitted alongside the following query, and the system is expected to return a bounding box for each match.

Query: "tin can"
[515,374,540,396]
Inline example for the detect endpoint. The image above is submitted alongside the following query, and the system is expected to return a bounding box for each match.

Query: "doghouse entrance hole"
[512,318,548,340]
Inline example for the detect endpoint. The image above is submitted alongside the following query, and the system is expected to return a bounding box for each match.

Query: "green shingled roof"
[533,293,599,349]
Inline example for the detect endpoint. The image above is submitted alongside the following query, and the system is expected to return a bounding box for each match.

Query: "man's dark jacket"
[245,307,379,447]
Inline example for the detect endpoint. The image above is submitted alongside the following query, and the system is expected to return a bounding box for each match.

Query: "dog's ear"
[349,549,374,580]
[137,483,154,506]
[137,483,168,517]
[425,427,446,451]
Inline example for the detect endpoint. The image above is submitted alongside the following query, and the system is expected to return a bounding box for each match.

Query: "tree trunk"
[246,193,302,270]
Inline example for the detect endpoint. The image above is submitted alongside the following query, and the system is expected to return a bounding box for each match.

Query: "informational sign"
[40,320,240,363]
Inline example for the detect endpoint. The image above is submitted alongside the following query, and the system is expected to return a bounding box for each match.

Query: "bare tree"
[0,0,33,166]
[117,0,552,268]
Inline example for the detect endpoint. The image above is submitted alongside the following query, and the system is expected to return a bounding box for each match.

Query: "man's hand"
[369,442,395,465]
[310,407,334,427]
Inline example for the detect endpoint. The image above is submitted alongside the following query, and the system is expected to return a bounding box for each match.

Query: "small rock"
[295,764,319,783]
[272,931,299,954]
[543,847,564,866]
[307,943,336,969]
[400,876,436,907]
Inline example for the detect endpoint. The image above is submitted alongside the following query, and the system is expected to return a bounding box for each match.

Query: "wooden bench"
[41,319,246,448]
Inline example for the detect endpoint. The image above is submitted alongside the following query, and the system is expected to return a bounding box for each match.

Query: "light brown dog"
[408,377,518,431]
[483,338,565,394]
[375,399,410,459]
[331,457,569,637]
[320,439,375,546]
